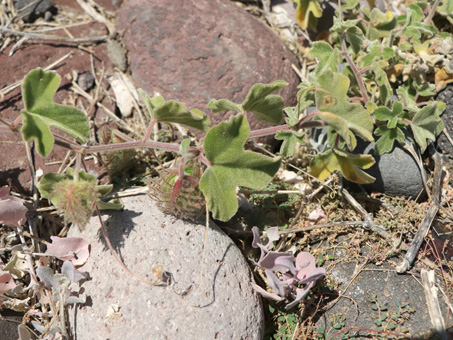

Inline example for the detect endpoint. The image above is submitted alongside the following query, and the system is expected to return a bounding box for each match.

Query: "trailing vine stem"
[340,34,369,104]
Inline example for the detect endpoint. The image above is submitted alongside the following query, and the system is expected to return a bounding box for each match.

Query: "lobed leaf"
[410,101,445,152]
[199,114,281,221]
[20,69,89,157]
[374,126,405,155]
[242,81,288,125]
[275,130,306,157]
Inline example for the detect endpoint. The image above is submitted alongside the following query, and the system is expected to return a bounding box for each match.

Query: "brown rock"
[118,0,300,133]
[0,21,114,195]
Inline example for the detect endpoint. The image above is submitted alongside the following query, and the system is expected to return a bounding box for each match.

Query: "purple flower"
[250,226,326,309]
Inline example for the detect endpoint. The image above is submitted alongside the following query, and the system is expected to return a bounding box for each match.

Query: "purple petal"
[251,282,284,301]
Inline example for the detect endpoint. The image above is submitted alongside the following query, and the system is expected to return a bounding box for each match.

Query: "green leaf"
[309,148,375,184]
[153,100,211,132]
[283,107,300,127]
[37,173,68,205]
[374,126,405,155]
[396,86,418,113]
[360,41,395,68]
[316,70,374,145]
[374,102,404,128]
[96,199,124,210]
[199,114,281,221]
[179,139,191,155]
[242,81,288,125]
[20,68,89,157]
[368,8,397,37]
[275,130,305,157]
[139,89,165,117]
[294,0,323,30]
[345,26,365,54]
[310,42,339,75]
[438,0,453,24]
[341,0,359,10]
[401,4,436,40]
[331,17,361,33]
[208,99,243,113]
[410,101,445,152]
[317,111,357,150]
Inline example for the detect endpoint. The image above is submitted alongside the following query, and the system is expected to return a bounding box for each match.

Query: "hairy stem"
[340,34,369,104]
[424,0,441,24]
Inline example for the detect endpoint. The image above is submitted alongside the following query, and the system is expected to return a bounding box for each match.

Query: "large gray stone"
[117,0,300,132]
[68,195,264,340]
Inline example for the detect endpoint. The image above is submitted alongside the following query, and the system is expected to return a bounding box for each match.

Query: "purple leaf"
[285,282,315,310]
[251,282,284,301]
[295,252,326,283]
[259,251,295,274]
[0,186,27,227]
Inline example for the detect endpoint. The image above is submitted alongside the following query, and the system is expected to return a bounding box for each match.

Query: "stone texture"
[312,127,426,198]
[436,84,453,159]
[355,136,427,199]
[67,195,264,340]
[117,0,300,132]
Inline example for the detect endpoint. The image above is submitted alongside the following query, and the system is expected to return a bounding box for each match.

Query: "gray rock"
[117,0,300,132]
[14,0,55,23]
[311,127,426,198]
[353,136,426,199]
[67,195,264,340]
[436,85,453,159]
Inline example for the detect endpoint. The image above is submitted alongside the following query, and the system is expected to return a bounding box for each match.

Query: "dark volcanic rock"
[118,0,300,132]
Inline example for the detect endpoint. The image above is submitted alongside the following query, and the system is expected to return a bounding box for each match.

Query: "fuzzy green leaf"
[360,41,394,67]
[410,102,445,152]
[401,5,436,40]
[139,89,165,116]
[374,126,405,155]
[242,81,288,125]
[20,68,89,157]
[309,148,375,184]
[208,99,243,113]
[275,130,305,157]
[283,107,299,127]
[368,8,397,37]
[199,114,281,221]
[310,42,339,75]
[374,102,404,128]
[316,70,374,145]
[153,100,211,132]
[345,26,365,54]
[317,111,356,150]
